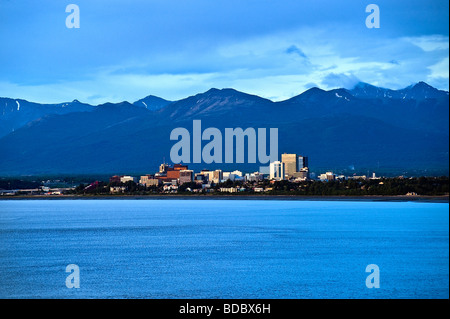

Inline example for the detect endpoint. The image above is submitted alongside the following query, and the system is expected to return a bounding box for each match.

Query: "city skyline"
[110,153,314,186]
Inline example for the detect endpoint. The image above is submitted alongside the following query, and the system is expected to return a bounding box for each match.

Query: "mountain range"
[0,82,448,177]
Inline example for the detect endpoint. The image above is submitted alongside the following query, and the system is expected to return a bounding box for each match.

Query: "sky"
[0,0,448,104]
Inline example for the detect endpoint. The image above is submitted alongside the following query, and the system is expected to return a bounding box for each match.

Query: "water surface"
[0,199,448,298]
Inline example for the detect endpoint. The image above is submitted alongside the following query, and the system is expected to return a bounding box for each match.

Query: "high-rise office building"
[269,161,285,180]
[212,170,223,183]
[281,153,297,178]
[298,156,308,170]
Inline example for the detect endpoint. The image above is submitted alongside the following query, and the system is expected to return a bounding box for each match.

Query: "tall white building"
[212,170,223,184]
[200,170,214,182]
[269,161,285,180]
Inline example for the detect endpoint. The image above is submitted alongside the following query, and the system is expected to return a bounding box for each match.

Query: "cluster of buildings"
[0,186,73,196]
[318,172,380,181]
[106,152,382,194]
[269,154,309,181]
[109,163,251,193]
[108,153,311,193]
[0,150,391,196]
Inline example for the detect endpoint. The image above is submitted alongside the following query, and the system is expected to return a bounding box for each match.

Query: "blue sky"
[0,0,448,104]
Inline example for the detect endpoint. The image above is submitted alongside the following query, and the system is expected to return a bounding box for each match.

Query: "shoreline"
[0,194,448,203]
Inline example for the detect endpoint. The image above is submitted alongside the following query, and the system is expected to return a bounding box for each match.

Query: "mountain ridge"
[0,81,448,176]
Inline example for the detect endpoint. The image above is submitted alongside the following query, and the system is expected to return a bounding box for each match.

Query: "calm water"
[0,199,448,299]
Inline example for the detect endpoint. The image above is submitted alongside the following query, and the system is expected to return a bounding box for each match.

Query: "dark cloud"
[285,45,308,59]
[322,72,360,89]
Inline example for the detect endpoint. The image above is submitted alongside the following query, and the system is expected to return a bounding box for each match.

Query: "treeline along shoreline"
[1,176,448,200]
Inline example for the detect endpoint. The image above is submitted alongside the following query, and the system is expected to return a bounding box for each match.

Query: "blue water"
[0,199,448,299]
